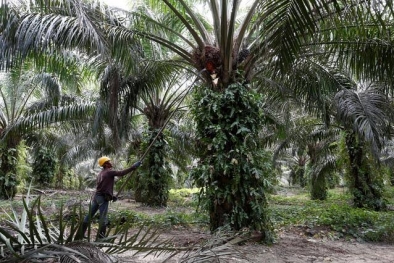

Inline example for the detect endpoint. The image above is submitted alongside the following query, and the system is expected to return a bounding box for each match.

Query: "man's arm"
[112,161,142,177]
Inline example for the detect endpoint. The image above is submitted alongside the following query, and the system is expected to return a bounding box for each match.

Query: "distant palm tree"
[266,58,393,205]
[0,0,155,191]
[1,0,201,208]
[130,70,192,206]
[273,113,341,199]
[333,83,393,210]
[0,62,95,199]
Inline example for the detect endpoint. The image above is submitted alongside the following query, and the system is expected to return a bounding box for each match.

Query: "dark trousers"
[83,193,109,238]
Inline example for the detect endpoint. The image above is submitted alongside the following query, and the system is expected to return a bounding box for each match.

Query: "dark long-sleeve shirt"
[96,166,136,197]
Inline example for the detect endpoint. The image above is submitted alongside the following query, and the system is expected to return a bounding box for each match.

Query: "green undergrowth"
[270,187,394,243]
[108,187,208,229]
[168,188,200,207]
[108,208,209,229]
[2,187,394,244]
[110,186,394,244]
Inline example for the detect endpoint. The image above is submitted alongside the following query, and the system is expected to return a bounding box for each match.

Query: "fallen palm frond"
[0,188,185,262]
[177,226,255,263]
[0,187,255,262]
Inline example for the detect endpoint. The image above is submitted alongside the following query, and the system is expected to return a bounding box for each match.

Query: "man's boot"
[83,222,89,236]
[82,222,89,239]
[98,225,107,239]
[76,222,89,240]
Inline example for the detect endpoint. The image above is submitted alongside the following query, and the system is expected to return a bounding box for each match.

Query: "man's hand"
[112,196,118,202]
[132,160,142,169]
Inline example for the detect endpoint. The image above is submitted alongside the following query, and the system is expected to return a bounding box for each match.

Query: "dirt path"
[255,230,394,263]
[115,227,394,263]
[107,197,394,263]
[9,190,394,262]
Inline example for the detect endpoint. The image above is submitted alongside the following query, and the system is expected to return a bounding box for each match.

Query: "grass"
[269,186,394,242]
[107,187,208,229]
[2,186,394,243]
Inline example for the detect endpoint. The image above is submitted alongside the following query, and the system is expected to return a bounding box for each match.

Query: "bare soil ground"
[112,198,394,263]
[15,189,394,263]
[115,226,394,263]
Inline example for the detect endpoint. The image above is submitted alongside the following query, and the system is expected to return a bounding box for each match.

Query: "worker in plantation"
[81,156,142,239]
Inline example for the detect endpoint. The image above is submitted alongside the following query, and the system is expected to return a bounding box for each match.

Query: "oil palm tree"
[0,58,96,199]
[120,0,279,238]
[90,50,196,204]
[333,83,394,210]
[266,58,355,199]
[116,0,394,237]
[130,70,193,206]
[273,114,341,199]
[113,70,198,199]
[265,53,394,206]
[0,0,149,195]
[1,0,197,208]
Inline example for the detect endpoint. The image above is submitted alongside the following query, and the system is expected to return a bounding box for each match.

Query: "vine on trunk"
[133,130,171,207]
[191,82,274,243]
[341,132,386,211]
[0,146,19,199]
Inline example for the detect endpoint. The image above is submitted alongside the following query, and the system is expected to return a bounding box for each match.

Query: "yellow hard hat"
[98,156,111,167]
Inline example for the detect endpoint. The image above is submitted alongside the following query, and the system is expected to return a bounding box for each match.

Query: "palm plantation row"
[1,0,394,245]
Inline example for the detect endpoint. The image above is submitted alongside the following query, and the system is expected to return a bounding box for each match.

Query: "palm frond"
[251,0,330,71]
[0,0,21,71]
[179,226,251,263]
[333,86,392,156]
[2,102,95,141]
[0,190,183,262]
[12,0,110,58]
[317,1,394,83]
[233,0,259,54]
[160,0,206,48]
[310,154,338,180]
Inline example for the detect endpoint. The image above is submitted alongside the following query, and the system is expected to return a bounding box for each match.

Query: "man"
[81,156,142,239]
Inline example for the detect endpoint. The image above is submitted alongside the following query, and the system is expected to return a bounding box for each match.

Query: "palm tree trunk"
[310,169,327,200]
[345,131,385,210]
[0,141,19,199]
[298,168,307,187]
[134,130,170,207]
[308,144,327,200]
[192,83,273,243]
